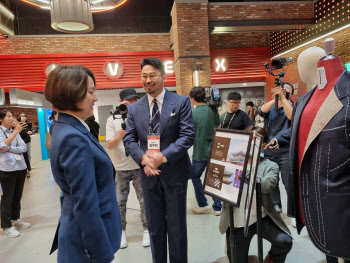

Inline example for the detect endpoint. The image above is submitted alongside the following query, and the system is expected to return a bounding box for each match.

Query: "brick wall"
[0,108,39,128]
[208,3,314,21]
[0,34,170,55]
[210,32,268,49]
[172,2,211,96]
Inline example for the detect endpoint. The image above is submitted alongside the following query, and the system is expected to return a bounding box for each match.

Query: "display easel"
[228,178,264,263]
[256,178,263,263]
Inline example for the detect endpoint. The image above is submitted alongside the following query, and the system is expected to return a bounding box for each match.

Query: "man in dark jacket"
[257,82,294,222]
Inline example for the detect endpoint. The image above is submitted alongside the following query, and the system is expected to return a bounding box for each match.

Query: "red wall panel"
[0,51,176,92]
[210,47,270,84]
[0,48,270,92]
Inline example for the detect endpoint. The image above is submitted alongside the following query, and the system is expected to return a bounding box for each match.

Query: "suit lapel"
[138,96,150,133]
[301,89,343,163]
[87,131,111,159]
[59,113,110,160]
[160,90,174,136]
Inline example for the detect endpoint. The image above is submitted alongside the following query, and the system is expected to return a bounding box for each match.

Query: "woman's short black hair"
[44,65,95,111]
[246,101,254,107]
[189,86,206,103]
[140,58,165,75]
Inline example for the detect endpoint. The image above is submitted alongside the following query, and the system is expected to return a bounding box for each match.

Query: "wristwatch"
[163,156,168,164]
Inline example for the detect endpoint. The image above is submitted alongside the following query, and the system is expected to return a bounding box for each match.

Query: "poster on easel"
[203,128,253,207]
[244,133,263,237]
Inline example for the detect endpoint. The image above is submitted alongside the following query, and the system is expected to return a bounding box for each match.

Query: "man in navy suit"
[124,57,195,263]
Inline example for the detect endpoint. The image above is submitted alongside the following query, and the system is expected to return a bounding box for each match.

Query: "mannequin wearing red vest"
[290,46,350,262]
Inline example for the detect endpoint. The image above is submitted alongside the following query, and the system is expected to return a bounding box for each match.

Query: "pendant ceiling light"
[51,0,93,33]
[20,0,128,33]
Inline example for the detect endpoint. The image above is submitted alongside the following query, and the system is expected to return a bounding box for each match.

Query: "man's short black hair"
[246,101,254,107]
[140,57,165,75]
[189,86,206,103]
[227,92,241,101]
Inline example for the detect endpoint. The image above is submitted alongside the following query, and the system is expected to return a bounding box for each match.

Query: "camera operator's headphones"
[281,81,294,100]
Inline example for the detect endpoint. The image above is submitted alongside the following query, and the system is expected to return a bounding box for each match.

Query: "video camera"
[264,57,292,87]
[110,104,129,156]
[111,104,128,130]
[205,87,222,109]
[265,57,292,111]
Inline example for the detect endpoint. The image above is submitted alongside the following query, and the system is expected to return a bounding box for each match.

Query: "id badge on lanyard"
[148,134,160,151]
[13,153,23,161]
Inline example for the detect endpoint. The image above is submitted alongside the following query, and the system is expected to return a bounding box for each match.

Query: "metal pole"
[229,205,236,263]
[256,178,263,263]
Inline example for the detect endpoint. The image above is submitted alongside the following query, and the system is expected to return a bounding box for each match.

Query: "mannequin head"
[297,47,327,87]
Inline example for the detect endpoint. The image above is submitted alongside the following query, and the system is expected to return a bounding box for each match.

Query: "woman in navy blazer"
[44,65,122,263]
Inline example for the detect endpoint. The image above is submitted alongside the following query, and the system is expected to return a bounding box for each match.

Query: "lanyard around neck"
[222,112,236,129]
[0,127,19,147]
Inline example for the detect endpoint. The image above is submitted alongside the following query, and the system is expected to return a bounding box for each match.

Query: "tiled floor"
[0,150,329,263]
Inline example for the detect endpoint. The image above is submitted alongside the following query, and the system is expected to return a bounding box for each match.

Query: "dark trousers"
[265,153,293,216]
[0,169,27,228]
[142,178,188,263]
[191,160,222,211]
[326,256,350,263]
[226,217,292,263]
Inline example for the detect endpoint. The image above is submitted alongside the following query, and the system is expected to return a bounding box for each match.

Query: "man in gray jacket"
[219,127,292,263]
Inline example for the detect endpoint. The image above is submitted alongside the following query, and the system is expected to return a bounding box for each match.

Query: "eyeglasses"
[140,74,162,80]
[282,86,293,92]
[228,101,241,105]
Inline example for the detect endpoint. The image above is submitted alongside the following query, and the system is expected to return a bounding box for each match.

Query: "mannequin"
[290,40,350,263]
[297,46,327,88]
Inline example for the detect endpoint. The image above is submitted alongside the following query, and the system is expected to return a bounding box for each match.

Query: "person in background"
[19,113,32,170]
[106,88,150,249]
[219,126,292,263]
[49,111,58,135]
[44,65,122,263]
[189,86,222,216]
[85,115,100,141]
[220,92,252,131]
[257,82,294,226]
[13,118,31,178]
[0,109,30,238]
[246,101,256,125]
[255,104,265,128]
[124,57,195,263]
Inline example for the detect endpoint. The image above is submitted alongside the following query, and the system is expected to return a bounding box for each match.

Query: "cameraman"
[105,88,150,248]
[189,86,222,216]
[257,82,294,223]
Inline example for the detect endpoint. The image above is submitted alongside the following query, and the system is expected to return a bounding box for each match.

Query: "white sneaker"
[192,205,211,214]
[14,219,31,229]
[142,230,150,247]
[213,210,221,216]
[4,227,20,238]
[120,231,128,249]
[291,218,297,228]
